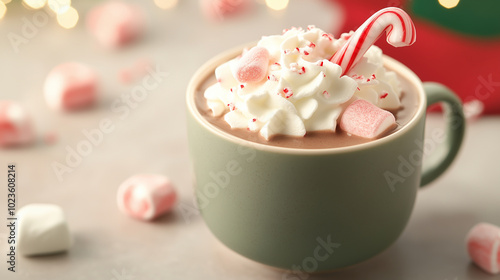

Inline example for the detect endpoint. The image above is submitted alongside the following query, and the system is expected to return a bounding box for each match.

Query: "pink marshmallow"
[87,1,145,49]
[200,0,253,21]
[340,99,396,139]
[466,223,500,275]
[0,101,34,148]
[234,46,269,83]
[44,62,97,111]
[117,174,177,221]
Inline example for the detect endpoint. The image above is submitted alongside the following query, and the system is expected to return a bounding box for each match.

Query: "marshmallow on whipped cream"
[204,26,402,140]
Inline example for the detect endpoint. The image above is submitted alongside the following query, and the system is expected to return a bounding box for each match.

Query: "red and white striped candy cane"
[331,7,416,76]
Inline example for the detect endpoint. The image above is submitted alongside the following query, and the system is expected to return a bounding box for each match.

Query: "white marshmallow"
[17,204,71,256]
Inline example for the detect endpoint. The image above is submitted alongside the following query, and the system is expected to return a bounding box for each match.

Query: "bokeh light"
[438,0,460,9]
[154,0,178,10]
[23,0,47,9]
[0,1,6,19]
[265,0,289,11]
[56,6,78,29]
[48,0,71,15]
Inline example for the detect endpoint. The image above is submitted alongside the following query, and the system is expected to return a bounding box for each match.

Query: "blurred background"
[0,0,499,279]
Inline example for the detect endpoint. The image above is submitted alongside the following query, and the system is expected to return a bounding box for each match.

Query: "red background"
[330,0,500,114]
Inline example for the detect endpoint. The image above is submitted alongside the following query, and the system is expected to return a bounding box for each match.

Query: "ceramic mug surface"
[186,45,465,271]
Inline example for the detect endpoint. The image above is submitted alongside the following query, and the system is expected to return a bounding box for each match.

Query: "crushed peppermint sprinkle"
[217,78,222,83]
[321,33,333,41]
[240,84,244,88]
[303,50,310,55]
[284,49,291,54]
[380,93,389,99]
[252,118,257,122]
[227,103,236,111]
[282,87,293,98]
[290,63,306,75]
[307,25,316,31]
[371,74,376,79]
[317,61,324,66]
[323,90,330,98]
[267,74,278,81]
[308,42,316,48]
[357,87,361,91]
[351,74,365,80]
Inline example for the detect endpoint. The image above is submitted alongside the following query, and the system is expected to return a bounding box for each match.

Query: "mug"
[186,44,465,271]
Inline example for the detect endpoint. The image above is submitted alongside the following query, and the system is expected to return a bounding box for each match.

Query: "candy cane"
[331,7,416,76]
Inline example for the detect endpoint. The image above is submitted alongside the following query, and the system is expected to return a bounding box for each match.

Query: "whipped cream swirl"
[204,26,402,140]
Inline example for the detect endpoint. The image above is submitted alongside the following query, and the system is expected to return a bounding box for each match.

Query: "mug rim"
[186,43,426,155]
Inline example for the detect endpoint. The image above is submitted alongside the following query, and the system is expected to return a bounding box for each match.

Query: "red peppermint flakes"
[322,33,333,41]
[267,74,278,81]
[282,87,293,98]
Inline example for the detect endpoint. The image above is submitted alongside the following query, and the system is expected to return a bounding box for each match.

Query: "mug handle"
[420,82,466,186]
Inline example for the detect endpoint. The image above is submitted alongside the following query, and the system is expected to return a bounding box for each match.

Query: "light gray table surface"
[0,1,499,279]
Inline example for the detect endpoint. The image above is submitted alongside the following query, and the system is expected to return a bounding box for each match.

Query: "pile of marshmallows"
[17,174,177,256]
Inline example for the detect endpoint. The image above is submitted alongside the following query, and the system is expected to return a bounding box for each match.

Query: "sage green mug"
[186,45,465,271]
